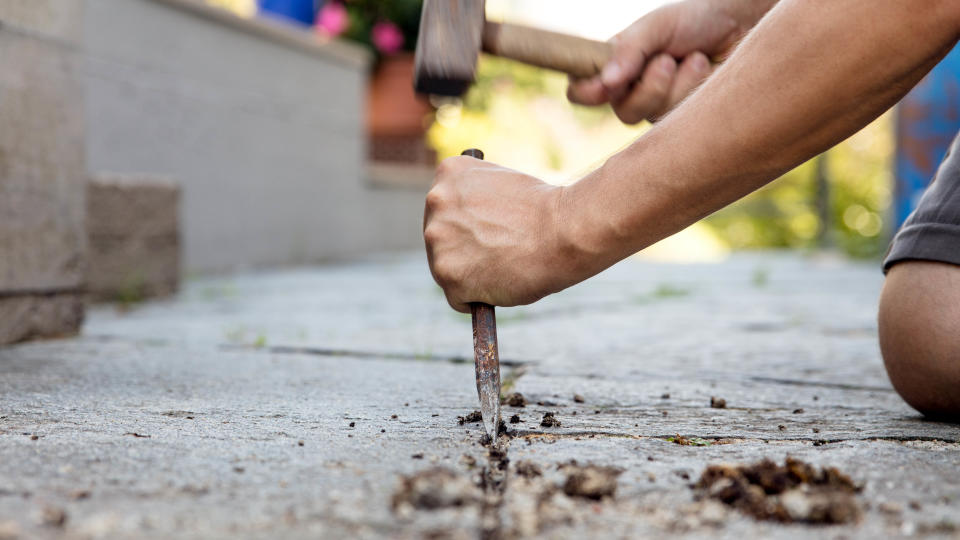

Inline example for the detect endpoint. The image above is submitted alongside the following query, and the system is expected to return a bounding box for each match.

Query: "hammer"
[414,0,612,96]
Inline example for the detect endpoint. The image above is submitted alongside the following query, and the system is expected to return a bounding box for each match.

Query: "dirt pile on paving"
[695,458,861,524]
[391,468,481,515]
[561,464,623,500]
[457,411,482,425]
[539,412,561,428]
[503,393,527,407]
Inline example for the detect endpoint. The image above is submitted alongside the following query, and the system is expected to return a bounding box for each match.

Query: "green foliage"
[704,115,893,258]
[339,0,422,55]
[429,59,894,259]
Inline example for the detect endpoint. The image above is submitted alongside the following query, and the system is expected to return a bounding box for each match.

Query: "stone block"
[0,0,85,44]
[0,293,84,344]
[0,2,86,344]
[86,176,181,301]
[0,25,86,293]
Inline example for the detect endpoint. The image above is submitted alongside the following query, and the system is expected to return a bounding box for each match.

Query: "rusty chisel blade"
[471,302,501,440]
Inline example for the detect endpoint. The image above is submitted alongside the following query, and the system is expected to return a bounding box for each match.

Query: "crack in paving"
[478,442,510,540]
[225,343,532,367]
[508,430,960,445]
[83,335,534,366]
[748,376,894,392]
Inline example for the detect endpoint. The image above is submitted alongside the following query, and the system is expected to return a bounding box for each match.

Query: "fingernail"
[657,56,674,75]
[693,53,710,72]
[601,62,622,86]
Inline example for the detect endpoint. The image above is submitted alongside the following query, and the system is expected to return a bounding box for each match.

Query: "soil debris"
[411,453,424,460]
[694,458,861,524]
[348,422,355,427]
[668,434,712,446]
[537,400,558,407]
[793,408,805,414]
[540,412,561,428]
[661,393,671,399]
[561,464,623,500]
[29,435,38,441]
[710,397,727,409]
[457,411,483,425]
[509,414,520,424]
[573,394,585,403]
[123,432,150,438]
[39,505,67,528]
[514,461,543,479]
[391,468,481,514]
[503,393,527,407]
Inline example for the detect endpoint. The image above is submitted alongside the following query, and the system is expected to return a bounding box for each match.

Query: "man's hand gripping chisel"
[461,148,502,442]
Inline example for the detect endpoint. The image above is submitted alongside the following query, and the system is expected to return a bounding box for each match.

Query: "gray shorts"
[884,132,960,272]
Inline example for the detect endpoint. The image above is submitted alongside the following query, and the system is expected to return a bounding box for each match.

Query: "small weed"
[752,267,770,288]
[667,434,712,446]
[253,334,267,348]
[653,284,691,298]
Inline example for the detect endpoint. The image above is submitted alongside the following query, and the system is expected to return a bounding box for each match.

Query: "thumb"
[601,12,675,95]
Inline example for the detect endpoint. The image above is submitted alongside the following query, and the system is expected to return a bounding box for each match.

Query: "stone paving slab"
[2,252,959,538]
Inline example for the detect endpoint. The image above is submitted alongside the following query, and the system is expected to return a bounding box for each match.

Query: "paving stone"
[3,252,959,538]
[0,293,84,344]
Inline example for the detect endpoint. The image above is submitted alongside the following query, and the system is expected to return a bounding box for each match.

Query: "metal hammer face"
[413,0,486,97]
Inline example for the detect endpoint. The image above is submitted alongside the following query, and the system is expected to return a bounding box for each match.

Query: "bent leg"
[879,261,960,420]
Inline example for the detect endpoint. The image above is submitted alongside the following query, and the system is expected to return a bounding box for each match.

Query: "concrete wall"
[84,0,428,274]
[0,1,87,343]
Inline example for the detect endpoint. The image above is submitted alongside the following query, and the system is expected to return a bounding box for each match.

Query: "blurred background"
[2,0,958,344]
[214,0,960,261]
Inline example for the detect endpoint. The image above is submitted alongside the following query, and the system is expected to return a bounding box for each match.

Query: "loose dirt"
[540,413,561,428]
[457,411,483,425]
[391,468,481,513]
[694,458,861,524]
[561,464,623,500]
[503,393,527,407]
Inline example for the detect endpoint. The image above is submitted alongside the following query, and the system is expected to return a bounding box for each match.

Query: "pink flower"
[371,21,404,54]
[316,2,348,37]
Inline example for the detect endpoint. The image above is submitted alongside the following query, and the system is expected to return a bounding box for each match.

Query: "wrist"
[554,160,634,279]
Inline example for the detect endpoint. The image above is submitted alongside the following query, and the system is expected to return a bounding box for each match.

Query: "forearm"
[566,0,959,268]
[717,0,778,29]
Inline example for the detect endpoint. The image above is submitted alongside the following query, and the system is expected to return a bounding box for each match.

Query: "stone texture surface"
[86,176,180,301]
[0,5,86,293]
[0,294,84,344]
[2,252,959,538]
[0,1,86,345]
[83,0,426,274]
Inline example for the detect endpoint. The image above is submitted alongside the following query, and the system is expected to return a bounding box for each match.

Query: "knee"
[879,261,960,420]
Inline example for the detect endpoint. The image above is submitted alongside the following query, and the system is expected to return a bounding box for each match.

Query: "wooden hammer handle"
[482,22,612,78]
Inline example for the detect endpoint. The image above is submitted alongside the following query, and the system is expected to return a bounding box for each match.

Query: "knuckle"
[422,224,440,246]
[435,157,455,177]
[424,188,445,211]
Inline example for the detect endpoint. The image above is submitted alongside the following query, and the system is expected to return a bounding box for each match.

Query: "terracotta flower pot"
[366,52,434,137]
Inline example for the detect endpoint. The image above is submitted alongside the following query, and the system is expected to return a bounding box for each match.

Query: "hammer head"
[413,0,486,97]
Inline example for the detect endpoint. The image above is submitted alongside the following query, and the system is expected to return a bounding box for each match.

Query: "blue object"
[258,0,318,26]
[894,44,960,226]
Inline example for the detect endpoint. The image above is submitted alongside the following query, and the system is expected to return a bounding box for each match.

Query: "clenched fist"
[568,0,773,124]
[423,155,580,313]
